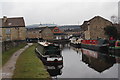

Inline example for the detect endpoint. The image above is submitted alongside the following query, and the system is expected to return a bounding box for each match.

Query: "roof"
[81,16,112,31]
[26,27,45,31]
[38,42,52,46]
[49,26,56,31]
[89,16,112,23]
[0,16,25,27]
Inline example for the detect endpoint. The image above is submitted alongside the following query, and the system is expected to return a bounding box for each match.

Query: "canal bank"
[12,44,51,79]
[2,43,31,79]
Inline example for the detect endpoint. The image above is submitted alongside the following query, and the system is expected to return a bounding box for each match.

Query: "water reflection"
[37,43,119,78]
[81,48,116,73]
[71,46,81,54]
[45,64,63,77]
[59,44,118,78]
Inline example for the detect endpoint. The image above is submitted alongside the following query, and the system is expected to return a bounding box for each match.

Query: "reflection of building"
[81,16,112,39]
[71,47,81,54]
[0,16,26,42]
[81,49,116,73]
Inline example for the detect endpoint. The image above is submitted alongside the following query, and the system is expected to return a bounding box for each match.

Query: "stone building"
[26,26,68,40]
[26,27,44,39]
[81,16,113,39]
[41,26,68,40]
[0,16,26,42]
[41,27,54,40]
[51,27,68,40]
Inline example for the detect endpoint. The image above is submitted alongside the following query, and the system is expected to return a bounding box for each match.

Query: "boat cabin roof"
[38,42,52,46]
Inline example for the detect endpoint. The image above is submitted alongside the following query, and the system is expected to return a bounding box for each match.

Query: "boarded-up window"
[6,28,11,35]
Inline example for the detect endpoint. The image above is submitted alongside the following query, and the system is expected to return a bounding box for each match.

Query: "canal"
[47,44,119,79]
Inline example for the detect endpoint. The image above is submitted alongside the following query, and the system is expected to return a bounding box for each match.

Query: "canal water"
[47,43,120,79]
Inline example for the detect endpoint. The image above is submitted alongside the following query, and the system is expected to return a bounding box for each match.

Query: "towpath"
[1,43,33,79]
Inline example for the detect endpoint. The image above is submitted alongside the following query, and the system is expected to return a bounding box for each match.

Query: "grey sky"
[0,0,119,25]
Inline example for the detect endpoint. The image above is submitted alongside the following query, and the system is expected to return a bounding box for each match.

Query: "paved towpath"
[1,43,33,79]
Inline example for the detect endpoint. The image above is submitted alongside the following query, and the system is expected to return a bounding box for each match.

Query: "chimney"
[3,16,7,23]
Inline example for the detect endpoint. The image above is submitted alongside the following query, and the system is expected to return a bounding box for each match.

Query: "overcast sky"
[0,0,119,25]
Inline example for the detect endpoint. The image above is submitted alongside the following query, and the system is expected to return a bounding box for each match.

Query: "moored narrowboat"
[81,39,109,53]
[35,42,63,65]
[109,40,120,56]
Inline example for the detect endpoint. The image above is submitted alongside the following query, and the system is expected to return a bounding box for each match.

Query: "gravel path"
[1,43,33,79]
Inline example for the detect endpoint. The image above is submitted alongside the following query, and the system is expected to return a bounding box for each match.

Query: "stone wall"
[83,16,113,39]
[41,27,54,40]
[89,17,112,39]
[26,29,41,39]
[2,40,26,52]
[2,27,26,41]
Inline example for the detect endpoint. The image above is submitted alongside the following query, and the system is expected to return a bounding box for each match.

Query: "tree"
[104,26,118,39]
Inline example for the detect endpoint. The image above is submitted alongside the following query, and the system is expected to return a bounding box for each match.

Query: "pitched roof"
[48,26,56,31]
[0,16,25,27]
[89,16,112,23]
[81,16,112,30]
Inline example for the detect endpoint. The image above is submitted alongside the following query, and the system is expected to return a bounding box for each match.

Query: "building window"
[6,28,11,35]
[54,29,59,32]
[56,36,59,40]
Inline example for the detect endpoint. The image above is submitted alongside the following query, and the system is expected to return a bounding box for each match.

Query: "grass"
[12,44,50,79]
[2,43,26,66]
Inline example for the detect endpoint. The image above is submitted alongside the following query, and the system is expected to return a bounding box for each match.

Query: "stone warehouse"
[26,26,68,40]
[0,16,26,42]
[81,16,113,39]
[0,16,26,51]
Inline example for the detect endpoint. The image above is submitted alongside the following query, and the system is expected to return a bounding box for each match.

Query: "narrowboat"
[69,37,82,48]
[81,39,109,53]
[35,42,63,66]
[109,40,120,56]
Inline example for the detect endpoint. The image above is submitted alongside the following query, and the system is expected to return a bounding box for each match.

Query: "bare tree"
[111,15,118,24]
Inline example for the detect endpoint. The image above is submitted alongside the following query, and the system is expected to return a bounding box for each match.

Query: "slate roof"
[81,16,112,31]
[0,16,25,27]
